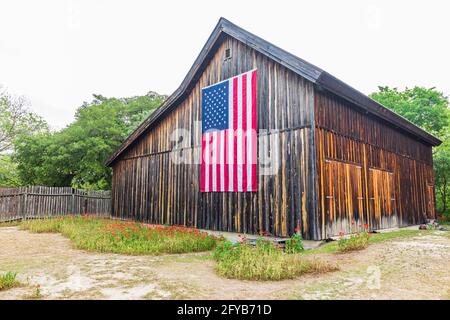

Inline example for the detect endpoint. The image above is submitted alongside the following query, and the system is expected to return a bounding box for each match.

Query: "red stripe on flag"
[216,131,221,191]
[251,70,258,191]
[233,77,238,192]
[200,134,206,192]
[224,129,229,192]
[208,134,213,192]
[242,73,248,192]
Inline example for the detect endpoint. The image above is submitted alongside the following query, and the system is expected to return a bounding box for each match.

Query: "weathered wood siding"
[111,36,319,239]
[314,90,436,238]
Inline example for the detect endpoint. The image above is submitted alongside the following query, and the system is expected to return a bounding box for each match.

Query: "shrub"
[285,232,304,254]
[213,237,337,281]
[0,272,20,291]
[337,223,370,253]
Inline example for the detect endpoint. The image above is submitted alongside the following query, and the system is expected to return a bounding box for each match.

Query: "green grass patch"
[213,238,338,281]
[0,272,20,291]
[20,216,221,255]
[21,218,64,233]
[306,229,429,255]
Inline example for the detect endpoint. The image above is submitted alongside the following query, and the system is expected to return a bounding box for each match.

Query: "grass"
[0,220,21,227]
[306,229,430,255]
[20,215,221,255]
[213,237,338,281]
[21,217,64,233]
[0,272,20,291]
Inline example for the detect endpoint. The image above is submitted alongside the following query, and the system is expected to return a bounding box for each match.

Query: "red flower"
[363,223,369,230]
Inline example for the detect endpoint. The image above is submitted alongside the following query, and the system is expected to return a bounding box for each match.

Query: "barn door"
[324,159,364,235]
[368,168,397,229]
[426,184,436,219]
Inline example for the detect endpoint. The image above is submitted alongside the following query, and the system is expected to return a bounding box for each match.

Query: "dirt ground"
[0,226,449,300]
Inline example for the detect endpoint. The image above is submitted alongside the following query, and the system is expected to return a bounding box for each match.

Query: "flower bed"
[20,216,221,255]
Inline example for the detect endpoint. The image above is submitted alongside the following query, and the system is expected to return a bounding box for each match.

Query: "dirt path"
[0,227,449,300]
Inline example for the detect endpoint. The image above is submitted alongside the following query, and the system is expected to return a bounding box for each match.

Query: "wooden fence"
[0,186,111,222]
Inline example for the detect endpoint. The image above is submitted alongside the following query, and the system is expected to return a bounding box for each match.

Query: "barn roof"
[106,17,441,166]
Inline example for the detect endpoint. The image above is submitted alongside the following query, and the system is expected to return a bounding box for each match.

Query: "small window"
[225,48,231,60]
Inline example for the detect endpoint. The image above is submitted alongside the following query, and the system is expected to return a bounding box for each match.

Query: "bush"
[213,237,337,281]
[285,233,304,254]
[20,216,221,255]
[337,224,370,253]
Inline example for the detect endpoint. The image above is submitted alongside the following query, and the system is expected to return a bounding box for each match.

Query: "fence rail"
[0,186,111,222]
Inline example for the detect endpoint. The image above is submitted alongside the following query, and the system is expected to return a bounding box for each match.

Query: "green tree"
[370,86,450,217]
[0,155,21,187]
[433,129,450,215]
[370,86,449,137]
[14,91,166,190]
[0,86,48,153]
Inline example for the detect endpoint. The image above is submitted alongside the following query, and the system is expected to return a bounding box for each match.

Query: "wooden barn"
[106,18,441,240]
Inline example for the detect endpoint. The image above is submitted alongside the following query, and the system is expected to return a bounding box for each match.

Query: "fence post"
[83,191,88,214]
[15,190,20,220]
[22,187,28,220]
[71,188,75,214]
[14,187,28,220]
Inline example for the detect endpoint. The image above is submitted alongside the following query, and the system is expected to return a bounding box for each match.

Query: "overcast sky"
[1,0,449,130]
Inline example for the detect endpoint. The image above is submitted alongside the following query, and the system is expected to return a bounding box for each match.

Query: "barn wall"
[314,90,436,238]
[112,36,319,239]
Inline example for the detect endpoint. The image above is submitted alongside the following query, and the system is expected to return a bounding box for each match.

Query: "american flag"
[200,69,258,192]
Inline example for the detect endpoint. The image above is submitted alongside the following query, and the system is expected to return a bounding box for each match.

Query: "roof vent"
[225,48,231,60]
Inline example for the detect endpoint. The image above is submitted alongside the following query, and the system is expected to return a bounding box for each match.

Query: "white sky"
[1,0,449,130]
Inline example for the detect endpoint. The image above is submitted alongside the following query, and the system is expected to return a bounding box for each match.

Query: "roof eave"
[316,71,442,147]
